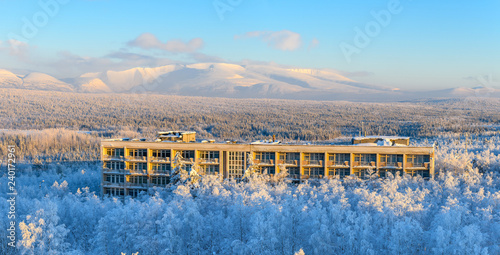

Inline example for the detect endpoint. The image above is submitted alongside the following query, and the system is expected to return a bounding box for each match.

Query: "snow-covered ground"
[1,134,500,254]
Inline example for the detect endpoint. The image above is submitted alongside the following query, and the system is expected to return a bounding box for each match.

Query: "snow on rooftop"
[352,136,409,140]
[250,140,281,145]
[353,137,408,146]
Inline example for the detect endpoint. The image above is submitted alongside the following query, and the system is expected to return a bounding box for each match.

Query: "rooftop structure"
[156,131,196,143]
[352,136,410,146]
[101,131,434,197]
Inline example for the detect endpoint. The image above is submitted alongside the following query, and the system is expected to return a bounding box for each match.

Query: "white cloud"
[235,30,303,51]
[0,39,31,59]
[308,38,319,51]
[127,33,204,53]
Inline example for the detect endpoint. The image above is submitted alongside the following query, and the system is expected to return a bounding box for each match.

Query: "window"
[152,149,170,158]
[128,149,147,158]
[353,154,376,166]
[328,168,350,178]
[128,162,147,171]
[406,155,430,167]
[105,148,124,157]
[380,154,403,167]
[228,151,245,179]
[303,167,324,178]
[287,167,300,179]
[328,153,350,165]
[199,151,219,159]
[379,169,402,178]
[303,153,324,166]
[151,176,169,186]
[177,150,195,159]
[105,174,125,183]
[104,161,125,170]
[255,152,275,161]
[151,163,170,173]
[279,153,300,164]
[258,166,275,175]
[104,188,124,196]
[354,169,369,179]
[304,153,324,161]
[128,176,148,185]
[407,169,430,178]
[414,170,430,178]
[201,165,219,175]
[127,189,145,197]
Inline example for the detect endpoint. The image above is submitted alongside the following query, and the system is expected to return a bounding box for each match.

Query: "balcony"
[103,155,125,160]
[103,181,126,187]
[379,162,403,168]
[326,161,350,167]
[150,157,170,163]
[302,160,323,167]
[199,158,219,164]
[180,158,195,164]
[126,169,148,175]
[126,156,147,161]
[352,161,376,168]
[102,167,128,174]
[149,169,170,175]
[277,159,299,166]
[253,159,275,166]
[127,182,149,188]
[287,173,300,180]
[406,162,430,169]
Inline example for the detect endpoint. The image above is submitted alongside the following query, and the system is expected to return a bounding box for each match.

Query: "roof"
[352,136,410,141]
[157,131,196,135]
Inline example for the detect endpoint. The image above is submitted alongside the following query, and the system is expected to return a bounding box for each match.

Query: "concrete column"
[324,152,328,178]
[349,153,354,176]
[147,148,151,189]
[430,148,435,178]
[223,151,229,179]
[403,154,407,175]
[376,153,380,177]
[274,152,279,174]
[299,152,304,181]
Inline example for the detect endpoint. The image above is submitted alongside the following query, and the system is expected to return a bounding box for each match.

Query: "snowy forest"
[1,89,500,254]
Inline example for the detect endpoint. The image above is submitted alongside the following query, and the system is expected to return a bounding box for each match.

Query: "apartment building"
[101,132,435,197]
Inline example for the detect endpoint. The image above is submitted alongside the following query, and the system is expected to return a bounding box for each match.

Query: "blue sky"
[0,0,498,90]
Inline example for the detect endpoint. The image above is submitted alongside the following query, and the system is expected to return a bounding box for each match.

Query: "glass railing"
[103,155,125,160]
[126,156,148,161]
[277,159,299,166]
[379,162,403,168]
[302,160,323,166]
[253,159,275,165]
[406,162,430,168]
[352,161,376,167]
[199,158,219,164]
[326,161,350,167]
[150,157,170,162]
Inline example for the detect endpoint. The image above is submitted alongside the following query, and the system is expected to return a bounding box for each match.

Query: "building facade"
[101,133,435,197]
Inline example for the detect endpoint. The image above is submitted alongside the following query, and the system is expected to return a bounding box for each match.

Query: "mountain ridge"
[1,64,499,101]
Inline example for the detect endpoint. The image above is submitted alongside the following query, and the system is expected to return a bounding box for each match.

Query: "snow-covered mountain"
[74,63,395,99]
[0,64,499,101]
[0,70,74,91]
[72,77,112,93]
[21,72,74,92]
[0,69,23,88]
